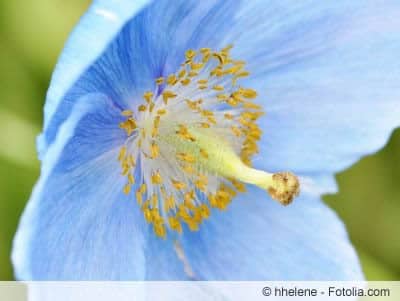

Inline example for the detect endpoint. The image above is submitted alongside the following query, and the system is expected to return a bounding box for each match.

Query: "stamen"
[117,45,300,237]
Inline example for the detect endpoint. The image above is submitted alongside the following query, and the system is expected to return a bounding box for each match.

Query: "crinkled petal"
[179,187,364,280]
[13,94,149,280]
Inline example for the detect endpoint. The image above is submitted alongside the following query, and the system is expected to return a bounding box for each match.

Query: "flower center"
[118,45,299,238]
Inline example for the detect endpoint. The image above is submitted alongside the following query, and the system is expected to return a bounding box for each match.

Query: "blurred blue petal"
[13,94,148,280]
[180,188,364,280]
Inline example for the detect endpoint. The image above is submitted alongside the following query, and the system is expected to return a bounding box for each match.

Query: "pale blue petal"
[39,0,241,158]
[29,0,400,280]
[230,1,400,183]
[180,188,363,280]
[13,94,148,280]
[41,0,400,182]
[38,0,151,158]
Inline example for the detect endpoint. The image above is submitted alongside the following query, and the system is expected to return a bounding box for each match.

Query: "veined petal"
[13,94,148,280]
[39,0,151,158]
[179,187,363,280]
[39,0,242,159]
[232,1,400,184]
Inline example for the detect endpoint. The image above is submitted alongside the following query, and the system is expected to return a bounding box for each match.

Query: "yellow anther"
[123,184,131,195]
[154,223,167,238]
[185,49,196,60]
[140,184,147,194]
[184,190,195,206]
[199,204,210,219]
[212,85,224,91]
[202,52,211,63]
[176,125,196,142]
[168,217,182,234]
[210,66,223,77]
[200,148,209,159]
[149,102,155,112]
[200,47,211,54]
[151,127,159,138]
[150,142,159,158]
[212,52,225,65]
[178,69,186,78]
[195,175,208,191]
[182,164,195,174]
[144,208,153,223]
[165,195,176,212]
[185,99,199,111]
[178,204,190,219]
[239,88,257,99]
[121,166,130,176]
[143,91,153,103]
[138,104,147,112]
[172,179,186,190]
[157,109,166,115]
[151,171,163,184]
[197,79,208,84]
[234,71,250,80]
[217,94,229,101]
[188,71,198,77]
[156,77,164,85]
[181,78,191,86]
[167,74,178,85]
[191,62,204,70]
[121,110,133,116]
[119,118,137,135]
[153,115,161,128]
[243,102,262,110]
[176,152,196,163]
[186,219,199,231]
[207,116,217,124]
[226,97,239,107]
[224,113,234,120]
[128,173,135,184]
[230,179,246,192]
[198,84,208,90]
[136,191,143,205]
[118,146,127,161]
[201,110,214,117]
[208,193,218,208]
[162,90,177,104]
[221,44,233,54]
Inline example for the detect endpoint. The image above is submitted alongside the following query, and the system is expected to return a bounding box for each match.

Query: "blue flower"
[12,0,400,280]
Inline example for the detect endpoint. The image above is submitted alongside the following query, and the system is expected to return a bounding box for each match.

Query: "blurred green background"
[0,1,399,281]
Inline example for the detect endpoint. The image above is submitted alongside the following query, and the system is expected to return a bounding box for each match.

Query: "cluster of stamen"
[118,45,298,238]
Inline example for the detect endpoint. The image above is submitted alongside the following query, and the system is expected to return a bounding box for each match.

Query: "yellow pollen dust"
[117,45,300,238]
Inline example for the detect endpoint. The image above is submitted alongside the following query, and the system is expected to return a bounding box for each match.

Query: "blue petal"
[13,94,149,280]
[39,0,151,158]
[179,187,364,280]
[39,0,244,158]
[231,1,400,187]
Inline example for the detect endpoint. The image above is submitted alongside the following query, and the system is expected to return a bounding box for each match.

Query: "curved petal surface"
[180,188,364,280]
[13,94,148,280]
[39,0,241,158]
[235,1,400,185]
